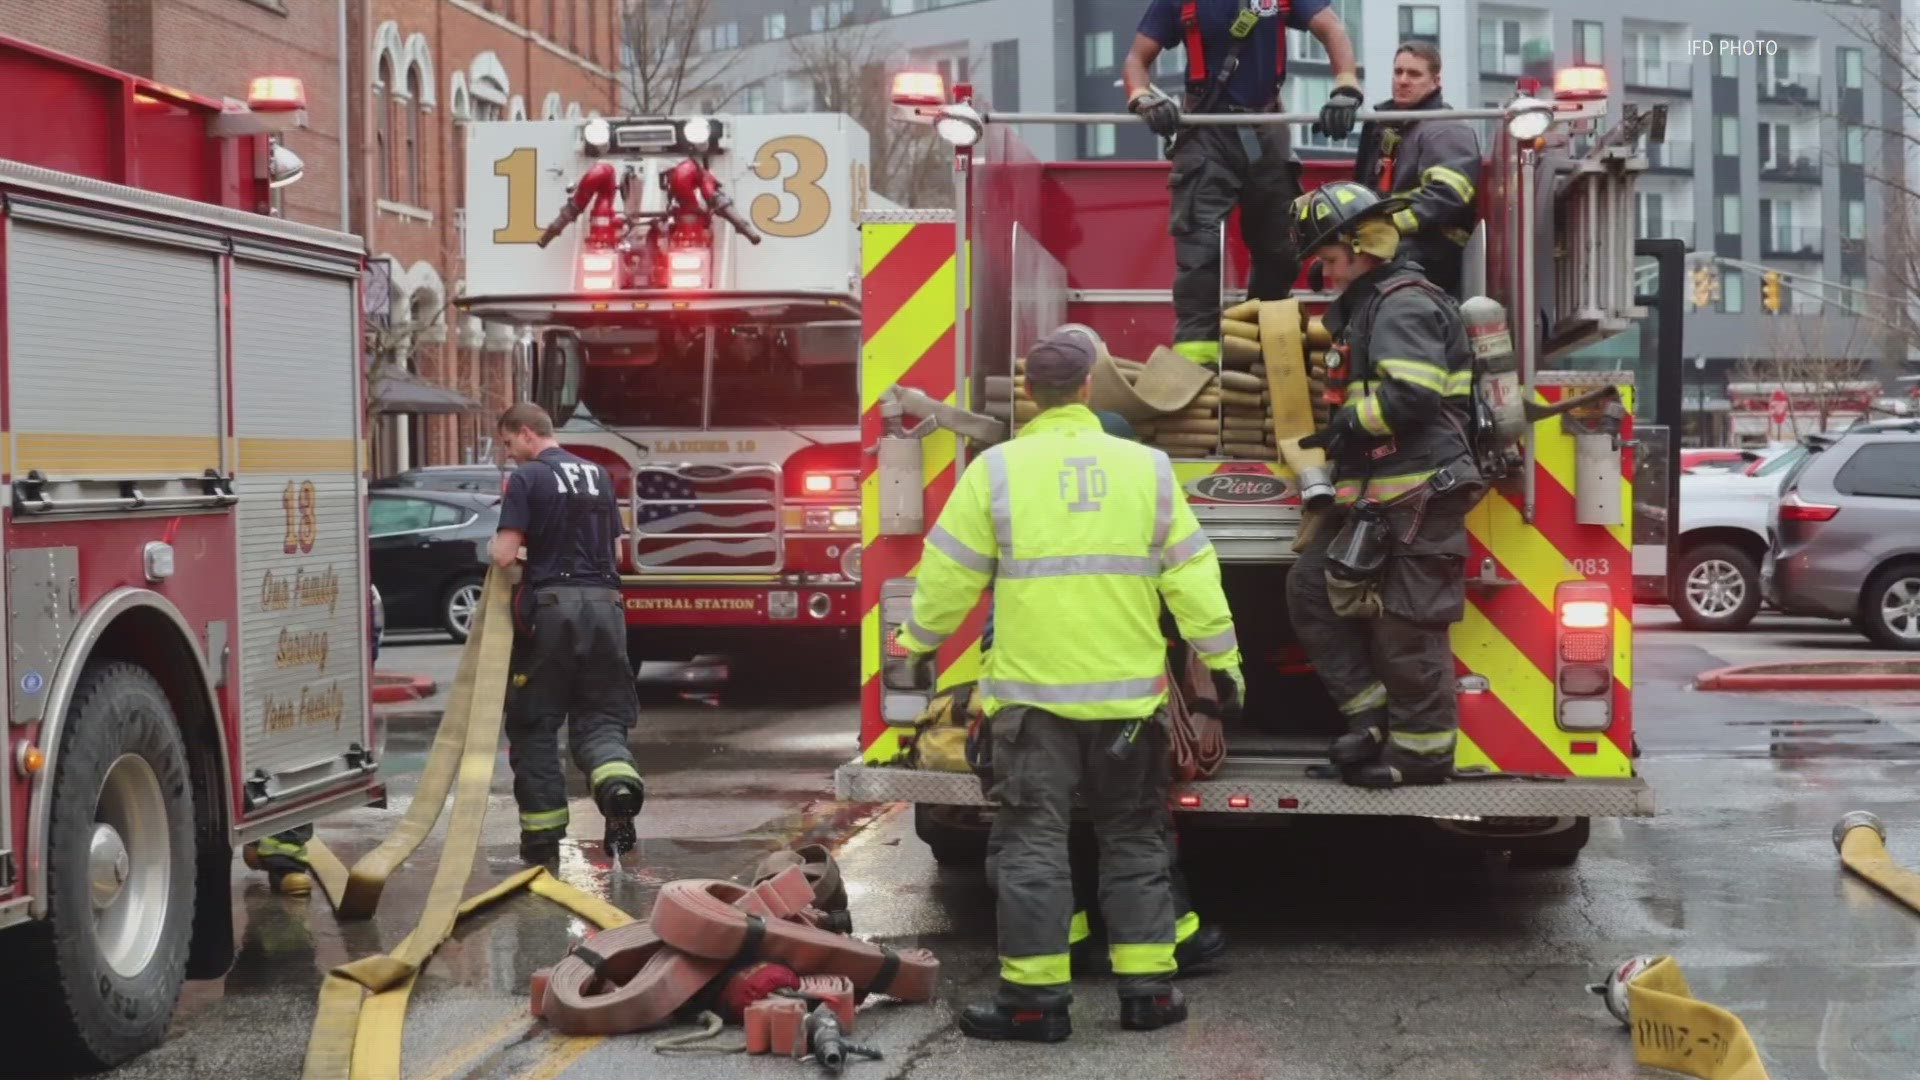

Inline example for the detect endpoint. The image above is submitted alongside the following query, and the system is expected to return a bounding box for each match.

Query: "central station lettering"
[275,628,330,673]
[627,596,758,612]
[263,681,345,733]
[261,564,342,615]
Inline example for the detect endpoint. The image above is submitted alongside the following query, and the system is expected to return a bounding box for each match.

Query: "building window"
[992,39,1020,111]
[405,67,424,207]
[1841,47,1862,91]
[1479,18,1523,76]
[1844,125,1865,165]
[375,57,395,202]
[1847,199,1866,241]
[546,0,557,39]
[1714,38,1737,79]
[1083,123,1116,158]
[714,21,738,49]
[744,83,766,113]
[1719,194,1740,235]
[811,1,853,32]
[568,0,578,49]
[1082,30,1115,74]
[1721,270,1743,313]
[1399,5,1439,45]
[1846,273,1869,313]
[1716,116,1738,157]
[1297,0,1362,62]
[1573,21,1602,66]
[764,12,786,40]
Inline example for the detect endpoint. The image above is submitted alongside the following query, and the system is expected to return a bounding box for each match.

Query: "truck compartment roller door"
[229,258,373,817]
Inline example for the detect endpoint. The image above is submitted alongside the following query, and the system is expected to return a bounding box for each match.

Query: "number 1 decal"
[492,147,544,244]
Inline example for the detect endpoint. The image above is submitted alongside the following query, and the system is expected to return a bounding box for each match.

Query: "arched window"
[406,65,424,205]
[376,55,395,201]
[469,52,509,122]
[542,91,563,119]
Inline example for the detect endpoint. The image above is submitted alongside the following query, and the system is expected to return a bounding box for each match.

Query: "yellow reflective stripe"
[1339,681,1387,715]
[588,761,640,790]
[1390,729,1458,753]
[861,221,913,277]
[258,835,307,858]
[1392,207,1420,234]
[519,809,569,831]
[1174,911,1200,945]
[898,617,945,652]
[1377,358,1448,394]
[1355,395,1392,436]
[861,253,958,413]
[1069,911,1091,945]
[1109,942,1177,976]
[1423,164,1476,202]
[1001,954,1072,986]
[1335,469,1436,505]
[1444,369,1475,396]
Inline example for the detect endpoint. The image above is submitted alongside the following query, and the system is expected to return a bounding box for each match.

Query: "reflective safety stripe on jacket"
[896,404,1241,720]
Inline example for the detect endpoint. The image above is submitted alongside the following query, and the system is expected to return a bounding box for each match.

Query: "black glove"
[1297,428,1334,451]
[1129,88,1182,139]
[1314,83,1365,142]
[1209,668,1244,723]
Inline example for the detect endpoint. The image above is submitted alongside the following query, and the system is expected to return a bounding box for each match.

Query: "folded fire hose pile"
[293,567,936,1078]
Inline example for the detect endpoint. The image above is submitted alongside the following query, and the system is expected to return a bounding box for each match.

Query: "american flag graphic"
[634,465,780,569]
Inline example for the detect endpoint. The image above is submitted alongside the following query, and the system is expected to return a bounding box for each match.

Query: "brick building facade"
[351,0,619,471]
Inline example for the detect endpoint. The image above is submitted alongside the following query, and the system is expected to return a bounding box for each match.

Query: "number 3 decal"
[749,135,831,238]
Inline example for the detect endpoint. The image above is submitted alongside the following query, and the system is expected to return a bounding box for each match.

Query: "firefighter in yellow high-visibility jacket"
[894,325,1243,1044]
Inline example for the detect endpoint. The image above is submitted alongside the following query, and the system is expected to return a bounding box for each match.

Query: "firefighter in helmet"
[1284,181,1484,787]
[1122,0,1362,368]
[1351,41,1483,299]
[895,326,1241,1042]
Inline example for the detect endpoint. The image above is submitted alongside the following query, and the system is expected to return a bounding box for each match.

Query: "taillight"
[1779,492,1839,522]
[667,248,709,289]
[1554,580,1613,731]
[580,250,617,291]
[804,473,834,494]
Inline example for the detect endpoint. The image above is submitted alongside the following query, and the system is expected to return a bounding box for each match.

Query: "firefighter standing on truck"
[1283,181,1484,788]
[490,403,646,865]
[1352,40,1482,299]
[894,328,1243,1043]
[1123,0,1362,368]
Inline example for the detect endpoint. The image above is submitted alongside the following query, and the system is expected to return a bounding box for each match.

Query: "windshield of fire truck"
[572,321,857,430]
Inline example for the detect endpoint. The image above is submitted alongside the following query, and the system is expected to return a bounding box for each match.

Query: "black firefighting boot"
[519,830,562,866]
[596,777,645,859]
[1345,760,1452,789]
[1329,709,1386,769]
[1119,987,1190,1031]
[1176,924,1228,973]
[957,1003,1072,1043]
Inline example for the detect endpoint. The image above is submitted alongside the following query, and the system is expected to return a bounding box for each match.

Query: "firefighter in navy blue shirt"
[1124,0,1361,369]
[490,403,645,865]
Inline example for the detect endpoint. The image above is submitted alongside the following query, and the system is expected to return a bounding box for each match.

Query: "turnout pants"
[506,585,642,837]
[1284,498,1474,772]
[1169,124,1302,346]
[983,705,1176,1009]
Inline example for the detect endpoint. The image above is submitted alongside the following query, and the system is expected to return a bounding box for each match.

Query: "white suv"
[1671,443,1808,630]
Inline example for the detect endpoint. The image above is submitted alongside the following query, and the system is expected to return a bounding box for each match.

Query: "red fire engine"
[0,37,377,1068]
[839,72,1686,867]
[460,112,876,675]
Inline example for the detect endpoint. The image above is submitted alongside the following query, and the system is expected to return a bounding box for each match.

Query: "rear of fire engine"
[839,71,1685,868]
[0,37,377,1069]
[461,112,876,673]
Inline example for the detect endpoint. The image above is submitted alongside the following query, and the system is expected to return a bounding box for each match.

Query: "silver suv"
[1763,421,1920,648]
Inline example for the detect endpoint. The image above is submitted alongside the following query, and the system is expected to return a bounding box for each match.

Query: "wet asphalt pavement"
[103,612,1920,1079]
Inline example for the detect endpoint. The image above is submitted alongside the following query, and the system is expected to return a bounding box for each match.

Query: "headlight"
[1504,97,1554,141]
[933,103,984,148]
[682,116,713,147]
[841,543,863,582]
[582,117,611,150]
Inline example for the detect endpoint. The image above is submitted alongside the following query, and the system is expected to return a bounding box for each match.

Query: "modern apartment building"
[679,0,1906,382]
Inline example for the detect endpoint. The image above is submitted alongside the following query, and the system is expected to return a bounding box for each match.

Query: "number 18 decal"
[283,480,317,554]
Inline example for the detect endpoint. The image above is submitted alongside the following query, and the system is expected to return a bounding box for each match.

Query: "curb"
[1695,661,1920,691]
[371,672,438,704]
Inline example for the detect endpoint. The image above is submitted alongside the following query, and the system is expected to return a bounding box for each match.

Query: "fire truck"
[460,112,875,675]
[0,37,376,1069]
[836,72,1686,867]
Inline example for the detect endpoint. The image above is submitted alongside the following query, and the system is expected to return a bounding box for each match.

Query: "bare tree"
[785,17,959,207]
[621,0,737,115]
[1732,309,1879,436]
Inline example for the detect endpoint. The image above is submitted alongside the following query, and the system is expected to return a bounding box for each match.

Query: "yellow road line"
[408,1009,533,1080]
[520,1035,605,1080]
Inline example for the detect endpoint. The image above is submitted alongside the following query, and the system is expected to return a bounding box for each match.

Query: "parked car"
[368,489,499,642]
[1764,421,1920,649]
[370,463,509,494]
[1670,442,1809,630]
[1681,447,1756,474]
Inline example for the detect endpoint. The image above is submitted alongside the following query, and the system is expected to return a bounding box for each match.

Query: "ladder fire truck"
[0,37,377,1069]
[461,112,875,674]
[837,71,1685,867]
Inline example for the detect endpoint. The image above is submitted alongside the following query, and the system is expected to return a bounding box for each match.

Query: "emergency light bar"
[247,76,306,112]
[603,118,725,155]
[891,71,947,108]
[1554,66,1608,100]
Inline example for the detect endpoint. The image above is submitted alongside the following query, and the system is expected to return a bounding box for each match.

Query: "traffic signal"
[1761,270,1783,313]
[1691,264,1714,309]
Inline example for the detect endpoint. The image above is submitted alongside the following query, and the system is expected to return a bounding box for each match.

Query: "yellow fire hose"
[1834,811,1920,913]
[299,567,635,1080]
[1613,956,1769,1080]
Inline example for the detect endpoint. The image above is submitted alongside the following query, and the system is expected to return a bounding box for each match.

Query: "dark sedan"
[368,489,499,642]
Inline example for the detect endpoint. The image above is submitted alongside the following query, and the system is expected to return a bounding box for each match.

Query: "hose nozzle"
[1296,464,1335,510]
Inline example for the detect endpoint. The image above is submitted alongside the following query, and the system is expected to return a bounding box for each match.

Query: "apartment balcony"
[1758,75,1820,108]
[1643,140,1694,173]
[1637,218,1695,243]
[1479,47,1525,78]
[1759,157,1823,184]
[1761,225,1822,259]
[1623,57,1692,92]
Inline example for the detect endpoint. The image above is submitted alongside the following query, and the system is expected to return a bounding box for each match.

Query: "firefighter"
[1123,0,1362,368]
[895,327,1242,1042]
[1352,40,1482,299]
[242,826,313,895]
[1283,181,1484,788]
[490,403,645,865]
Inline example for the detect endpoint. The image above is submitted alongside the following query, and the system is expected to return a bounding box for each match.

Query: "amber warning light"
[1553,66,1607,100]
[248,76,308,112]
[891,71,947,108]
